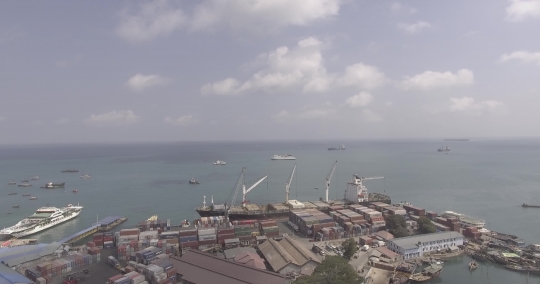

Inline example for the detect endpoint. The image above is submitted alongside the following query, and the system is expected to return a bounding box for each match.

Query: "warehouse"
[258,235,321,275]
[0,265,33,284]
[169,250,292,284]
[386,232,464,259]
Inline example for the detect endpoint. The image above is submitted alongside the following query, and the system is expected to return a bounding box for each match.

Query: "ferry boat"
[271,154,296,160]
[441,211,485,228]
[0,204,83,240]
[213,160,226,165]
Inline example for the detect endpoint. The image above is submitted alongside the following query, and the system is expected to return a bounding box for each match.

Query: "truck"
[361,245,369,251]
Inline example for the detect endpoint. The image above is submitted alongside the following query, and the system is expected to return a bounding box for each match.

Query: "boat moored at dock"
[441,211,485,229]
[0,204,83,240]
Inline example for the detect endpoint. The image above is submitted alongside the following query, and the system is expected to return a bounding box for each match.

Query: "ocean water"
[1,139,539,283]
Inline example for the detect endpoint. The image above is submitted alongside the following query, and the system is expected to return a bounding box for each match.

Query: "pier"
[60,216,127,245]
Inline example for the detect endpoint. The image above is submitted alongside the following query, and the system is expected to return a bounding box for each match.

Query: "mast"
[285,164,297,204]
[325,161,337,202]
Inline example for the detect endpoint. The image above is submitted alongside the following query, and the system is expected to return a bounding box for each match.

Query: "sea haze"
[1,139,539,283]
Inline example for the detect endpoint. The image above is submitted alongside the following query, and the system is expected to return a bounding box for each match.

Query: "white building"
[386,232,464,259]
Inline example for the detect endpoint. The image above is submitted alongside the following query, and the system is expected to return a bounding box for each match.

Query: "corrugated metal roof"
[258,236,321,273]
[389,232,463,250]
[0,265,33,284]
[224,247,257,259]
[0,242,62,267]
[233,252,266,270]
[170,250,291,284]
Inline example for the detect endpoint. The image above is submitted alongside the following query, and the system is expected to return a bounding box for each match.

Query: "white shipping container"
[197,228,216,236]
[198,234,217,241]
[153,272,167,282]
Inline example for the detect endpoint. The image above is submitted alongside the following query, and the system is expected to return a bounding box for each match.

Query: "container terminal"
[1,168,539,283]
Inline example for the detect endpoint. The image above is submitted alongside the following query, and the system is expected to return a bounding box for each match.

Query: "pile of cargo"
[90,232,115,249]
[380,206,407,216]
[403,205,426,217]
[197,227,217,249]
[179,228,198,250]
[258,219,279,238]
[197,216,225,227]
[117,229,141,247]
[233,225,253,243]
[318,226,344,241]
[330,209,370,237]
[137,219,170,232]
[217,227,235,245]
[463,226,481,239]
[26,252,101,283]
[108,271,146,284]
[289,209,334,238]
[135,246,163,265]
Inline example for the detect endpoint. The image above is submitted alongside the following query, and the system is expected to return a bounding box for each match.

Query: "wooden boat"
[8,193,17,195]
[22,194,31,196]
[469,260,478,271]
[409,264,443,282]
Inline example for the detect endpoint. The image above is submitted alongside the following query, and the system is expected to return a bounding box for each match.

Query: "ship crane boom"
[285,164,296,204]
[225,167,246,226]
[242,175,268,206]
[325,161,337,202]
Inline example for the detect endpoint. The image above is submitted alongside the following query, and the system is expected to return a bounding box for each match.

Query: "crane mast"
[325,161,337,202]
[225,167,246,227]
[242,175,268,207]
[285,164,296,204]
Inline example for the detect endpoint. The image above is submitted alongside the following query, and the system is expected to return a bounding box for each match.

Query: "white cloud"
[190,0,341,33]
[85,110,140,126]
[337,63,388,90]
[397,21,431,34]
[506,0,540,22]
[390,2,417,14]
[116,0,187,43]
[500,51,540,65]
[346,92,374,108]
[117,0,342,43]
[273,106,336,121]
[401,69,474,90]
[126,74,170,91]
[164,115,196,126]
[0,116,5,122]
[202,37,388,96]
[390,2,402,11]
[449,97,505,114]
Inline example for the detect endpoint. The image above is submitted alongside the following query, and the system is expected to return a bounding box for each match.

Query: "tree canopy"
[342,238,358,260]
[418,216,437,234]
[294,256,363,284]
[385,215,408,238]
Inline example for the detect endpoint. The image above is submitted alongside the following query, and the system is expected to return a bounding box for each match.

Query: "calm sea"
[1,139,539,283]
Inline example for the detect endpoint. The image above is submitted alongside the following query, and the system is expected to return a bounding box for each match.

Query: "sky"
[0,0,539,144]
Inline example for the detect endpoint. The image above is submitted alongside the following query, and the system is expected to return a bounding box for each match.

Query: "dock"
[61,216,127,245]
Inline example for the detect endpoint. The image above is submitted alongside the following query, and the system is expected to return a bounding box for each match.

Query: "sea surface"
[1,139,539,284]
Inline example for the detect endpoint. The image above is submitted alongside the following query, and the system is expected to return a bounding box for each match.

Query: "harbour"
[1,140,540,284]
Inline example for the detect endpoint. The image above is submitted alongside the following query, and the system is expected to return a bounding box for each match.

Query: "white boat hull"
[12,210,82,238]
[271,157,296,160]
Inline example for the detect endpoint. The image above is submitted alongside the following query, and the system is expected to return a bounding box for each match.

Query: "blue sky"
[1,0,539,143]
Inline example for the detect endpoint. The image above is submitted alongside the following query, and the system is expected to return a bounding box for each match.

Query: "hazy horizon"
[1,1,539,144]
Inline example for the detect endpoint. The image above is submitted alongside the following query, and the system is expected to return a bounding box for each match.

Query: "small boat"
[31,176,39,180]
[80,174,91,179]
[409,264,443,282]
[8,182,16,185]
[189,178,200,184]
[22,194,31,196]
[469,260,478,271]
[29,197,37,200]
[271,154,296,160]
[61,169,79,173]
[21,180,29,183]
[12,205,20,208]
[72,189,78,193]
[438,146,450,152]
[8,193,17,195]
[213,160,226,165]
[41,182,65,189]
[18,183,32,187]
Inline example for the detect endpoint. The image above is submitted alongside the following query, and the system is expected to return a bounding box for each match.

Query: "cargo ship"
[195,165,390,220]
[0,204,83,240]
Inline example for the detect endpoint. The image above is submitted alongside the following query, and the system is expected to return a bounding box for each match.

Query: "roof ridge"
[269,238,297,266]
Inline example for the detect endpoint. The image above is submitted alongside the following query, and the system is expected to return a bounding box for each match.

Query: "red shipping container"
[103,236,114,242]
[93,233,104,240]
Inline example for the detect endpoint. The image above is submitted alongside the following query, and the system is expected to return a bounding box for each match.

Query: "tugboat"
[409,264,443,282]
[469,260,478,271]
[189,178,200,185]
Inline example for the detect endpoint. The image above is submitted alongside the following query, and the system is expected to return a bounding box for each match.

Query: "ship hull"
[10,209,82,238]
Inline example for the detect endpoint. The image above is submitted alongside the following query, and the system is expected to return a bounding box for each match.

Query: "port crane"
[325,161,337,202]
[285,164,296,204]
[224,168,267,226]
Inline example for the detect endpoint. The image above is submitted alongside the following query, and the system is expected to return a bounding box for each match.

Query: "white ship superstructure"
[271,154,296,160]
[441,211,485,229]
[344,175,384,203]
[0,204,83,239]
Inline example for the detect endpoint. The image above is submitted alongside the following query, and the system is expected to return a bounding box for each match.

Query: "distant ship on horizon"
[328,144,345,151]
[438,146,450,152]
